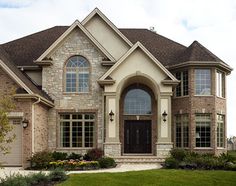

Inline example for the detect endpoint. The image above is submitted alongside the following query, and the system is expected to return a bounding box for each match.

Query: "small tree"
[0,91,16,157]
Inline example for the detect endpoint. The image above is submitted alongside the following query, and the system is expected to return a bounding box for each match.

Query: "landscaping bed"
[28,148,116,171]
[164,149,236,170]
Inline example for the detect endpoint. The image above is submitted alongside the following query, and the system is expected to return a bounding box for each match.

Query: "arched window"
[65,56,89,92]
[124,88,151,115]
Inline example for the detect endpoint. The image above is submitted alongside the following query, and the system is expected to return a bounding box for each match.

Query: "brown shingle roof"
[176,40,224,64]
[0,26,228,68]
[120,29,187,66]
[1,26,68,66]
[0,46,53,102]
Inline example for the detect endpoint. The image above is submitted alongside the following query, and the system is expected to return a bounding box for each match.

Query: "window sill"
[173,95,189,99]
[63,92,91,95]
[216,96,226,100]
[56,147,94,150]
[194,95,213,97]
[194,147,213,150]
[216,147,225,149]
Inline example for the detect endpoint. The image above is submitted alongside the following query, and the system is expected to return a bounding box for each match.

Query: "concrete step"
[114,156,165,164]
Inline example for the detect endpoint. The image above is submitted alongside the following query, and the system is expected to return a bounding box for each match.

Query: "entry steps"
[115,156,165,164]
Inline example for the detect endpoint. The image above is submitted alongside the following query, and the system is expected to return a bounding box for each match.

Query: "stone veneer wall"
[171,67,227,155]
[42,29,109,152]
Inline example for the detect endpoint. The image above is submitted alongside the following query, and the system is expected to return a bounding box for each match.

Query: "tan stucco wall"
[84,14,130,60]
[25,71,42,86]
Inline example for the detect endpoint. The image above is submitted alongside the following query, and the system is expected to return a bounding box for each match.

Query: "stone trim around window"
[63,55,91,94]
[58,113,96,148]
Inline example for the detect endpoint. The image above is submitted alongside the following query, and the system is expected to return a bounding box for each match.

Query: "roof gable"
[0,46,54,106]
[36,20,115,62]
[99,42,178,82]
[82,8,133,47]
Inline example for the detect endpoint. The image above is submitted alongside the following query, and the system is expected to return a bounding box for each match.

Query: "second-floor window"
[65,56,89,93]
[175,71,188,97]
[216,71,225,98]
[195,69,211,95]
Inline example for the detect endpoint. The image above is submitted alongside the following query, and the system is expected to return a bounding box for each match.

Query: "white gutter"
[32,97,40,154]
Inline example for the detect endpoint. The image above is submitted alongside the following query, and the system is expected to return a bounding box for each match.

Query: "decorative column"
[156,92,173,158]
[103,93,121,157]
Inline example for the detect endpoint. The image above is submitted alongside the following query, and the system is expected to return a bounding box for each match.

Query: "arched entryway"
[120,83,157,154]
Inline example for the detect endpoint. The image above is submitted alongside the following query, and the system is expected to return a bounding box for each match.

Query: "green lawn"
[228,150,236,159]
[58,169,236,186]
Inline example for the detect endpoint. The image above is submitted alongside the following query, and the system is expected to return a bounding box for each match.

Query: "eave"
[34,60,53,66]
[97,80,116,86]
[14,94,54,108]
[166,61,233,75]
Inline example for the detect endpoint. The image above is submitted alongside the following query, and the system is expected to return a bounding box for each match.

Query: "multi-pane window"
[217,114,225,147]
[65,56,89,93]
[195,69,211,95]
[175,71,188,97]
[60,113,95,148]
[124,88,151,115]
[175,114,189,148]
[216,71,225,97]
[195,114,211,147]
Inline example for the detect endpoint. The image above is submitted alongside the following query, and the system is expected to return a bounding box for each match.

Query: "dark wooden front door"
[124,120,151,153]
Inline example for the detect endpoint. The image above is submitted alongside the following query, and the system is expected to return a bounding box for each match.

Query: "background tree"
[0,90,16,158]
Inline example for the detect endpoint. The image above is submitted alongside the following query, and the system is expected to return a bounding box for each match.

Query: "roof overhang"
[14,94,54,107]
[167,61,233,74]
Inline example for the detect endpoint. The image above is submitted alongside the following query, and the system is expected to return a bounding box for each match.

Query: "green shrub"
[170,149,187,161]
[99,157,116,168]
[28,172,49,185]
[49,168,68,181]
[219,153,236,163]
[83,148,103,161]
[67,152,82,160]
[52,151,68,161]
[29,150,53,169]
[0,174,28,186]
[164,157,179,169]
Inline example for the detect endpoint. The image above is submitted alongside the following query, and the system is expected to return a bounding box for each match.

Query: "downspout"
[32,97,40,154]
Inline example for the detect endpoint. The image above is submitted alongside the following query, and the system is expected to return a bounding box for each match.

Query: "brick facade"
[171,67,227,154]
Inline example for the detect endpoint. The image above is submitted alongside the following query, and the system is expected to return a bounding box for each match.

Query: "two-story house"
[0,8,232,167]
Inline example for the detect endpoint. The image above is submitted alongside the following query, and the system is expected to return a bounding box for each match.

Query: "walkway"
[0,163,162,179]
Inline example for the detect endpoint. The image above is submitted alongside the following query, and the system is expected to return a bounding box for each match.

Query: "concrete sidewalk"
[0,164,162,179]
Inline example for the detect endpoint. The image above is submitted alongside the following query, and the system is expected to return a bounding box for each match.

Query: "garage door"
[0,119,22,166]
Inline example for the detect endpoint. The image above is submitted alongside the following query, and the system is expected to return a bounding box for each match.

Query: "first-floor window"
[60,113,95,148]
[175,114,189,148]
[195,114,211,147]
[217,114,225,147]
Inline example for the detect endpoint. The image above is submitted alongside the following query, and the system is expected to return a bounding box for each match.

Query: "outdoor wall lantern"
[22,118,29,128]
[162,111,168,122]
[109,110,114,122]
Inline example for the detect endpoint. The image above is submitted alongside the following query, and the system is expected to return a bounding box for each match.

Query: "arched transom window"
[124,88,152,115]
[65,56,89,92]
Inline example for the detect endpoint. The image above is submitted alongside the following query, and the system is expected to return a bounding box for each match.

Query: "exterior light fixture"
[109,110,114,122]
[196,132,200,139]
[162,111,168,122]
[22,119,29,128]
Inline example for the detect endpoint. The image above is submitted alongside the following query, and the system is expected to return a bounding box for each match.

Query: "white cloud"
[0,0,235,136]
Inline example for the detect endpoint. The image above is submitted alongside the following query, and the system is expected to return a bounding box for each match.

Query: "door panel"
[124,120,151,153]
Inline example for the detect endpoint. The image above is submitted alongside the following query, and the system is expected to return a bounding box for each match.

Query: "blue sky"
[0,0,235,136]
